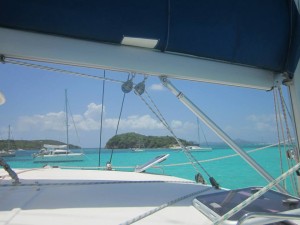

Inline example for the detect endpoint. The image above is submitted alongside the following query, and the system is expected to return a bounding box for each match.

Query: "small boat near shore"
[131,148,144,152]
[0,149,15,157]
[186,145,212,152]
[0,125,16,157]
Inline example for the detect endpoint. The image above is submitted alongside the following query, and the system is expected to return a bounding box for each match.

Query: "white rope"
[120,186,212,225]
[60,165,135,169]
[138,90,218,180]
[138,91,203,174]
[3,57,124,84]
[213,162,300,225]
[162,142,285,167]
[274,86,298,195]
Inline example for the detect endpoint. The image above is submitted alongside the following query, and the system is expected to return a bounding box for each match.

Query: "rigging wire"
[279,85,296,147]
[273,88,286,189]
[108,74,131,167]
[98,70,106,167]
[67,97,82,149]
[65,89,69,149]
[278,85,299,195]
[138,89,218,188]
[274,85,299,195]
[196,118,201,146]
[2,57,124,84]
[197,118,211,148]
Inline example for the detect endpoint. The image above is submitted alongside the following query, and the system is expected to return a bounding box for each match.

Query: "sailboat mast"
[65,89,69,150]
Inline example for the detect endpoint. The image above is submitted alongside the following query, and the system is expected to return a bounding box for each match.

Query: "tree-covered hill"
[0,139,80,150]
[105,132,193,149]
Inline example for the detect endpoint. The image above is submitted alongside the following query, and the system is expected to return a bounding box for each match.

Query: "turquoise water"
[5,146,297,194]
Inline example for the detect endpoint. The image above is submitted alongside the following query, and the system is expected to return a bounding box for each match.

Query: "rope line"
[66,94,82,150]
[60,142,287,169]
[274,86,298,195]
[109,74,131,165]
[98,70,106,167]
[144,90,210,176]
[139,91,209,176]
[278,85,295,148]
[278,86,299,195]
[120,186,212,225]
[161,143,285,167]
[273,88,286,189]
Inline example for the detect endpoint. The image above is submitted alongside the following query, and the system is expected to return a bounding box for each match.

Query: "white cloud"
[171,120,195,130]
[83,103,104,120]
[16,104,104,132]
[106,115,164,130]
[171,120,182,129]
[75,116,100,131]
[149,83,164,91]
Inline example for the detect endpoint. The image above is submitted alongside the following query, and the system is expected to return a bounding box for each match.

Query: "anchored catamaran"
[32,90,85,162]
[0,125,16,157]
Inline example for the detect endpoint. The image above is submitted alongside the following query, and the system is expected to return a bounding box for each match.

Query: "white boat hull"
[187,147,212,152]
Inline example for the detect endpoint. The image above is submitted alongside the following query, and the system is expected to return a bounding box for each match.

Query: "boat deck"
[0,168,217,225]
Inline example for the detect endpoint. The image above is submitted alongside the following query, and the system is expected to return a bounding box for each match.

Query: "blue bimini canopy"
[0,0,299,78]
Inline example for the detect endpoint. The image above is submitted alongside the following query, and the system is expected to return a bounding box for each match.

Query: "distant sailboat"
[33,90,85,162]
[0,125,16,157]
[131,138,145,152]
[187,118,212,152]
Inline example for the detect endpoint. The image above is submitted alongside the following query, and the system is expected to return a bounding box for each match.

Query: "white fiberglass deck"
[0,168,217,225]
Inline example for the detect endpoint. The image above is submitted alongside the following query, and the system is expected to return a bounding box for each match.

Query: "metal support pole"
[160,76,287,194]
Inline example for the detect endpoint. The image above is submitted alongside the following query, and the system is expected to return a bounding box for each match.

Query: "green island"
[1,132,259,150]
[105,132,194,149]
[0,133,192,150]
[0,139,80,150]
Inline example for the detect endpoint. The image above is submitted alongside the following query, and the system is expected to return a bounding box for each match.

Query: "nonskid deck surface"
[0,168,217,225]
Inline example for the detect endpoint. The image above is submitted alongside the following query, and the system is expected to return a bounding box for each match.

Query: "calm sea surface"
[4,146,297,194]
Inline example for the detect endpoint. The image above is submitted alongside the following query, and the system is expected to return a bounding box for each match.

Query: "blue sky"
[0,61,285,148]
